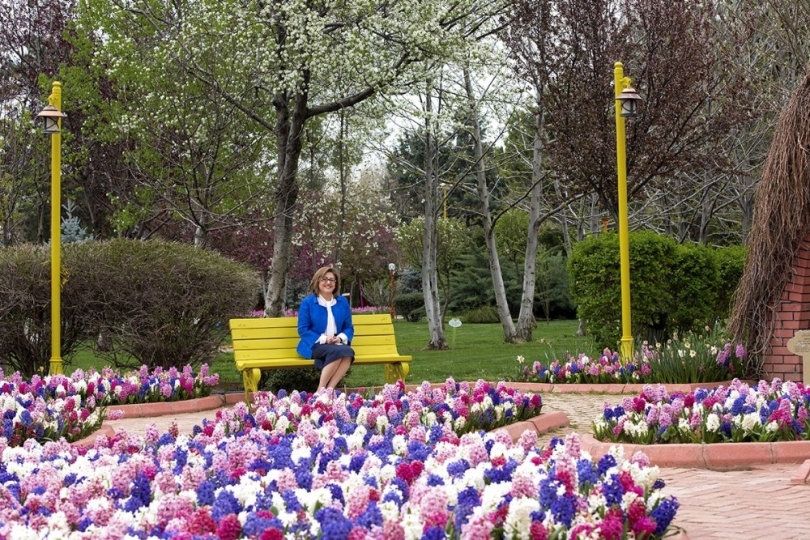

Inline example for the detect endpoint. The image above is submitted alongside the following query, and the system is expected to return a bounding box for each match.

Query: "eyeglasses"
[320,277,336,284]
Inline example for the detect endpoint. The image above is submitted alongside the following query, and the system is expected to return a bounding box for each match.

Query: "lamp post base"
[619,337,634,362]
[49,357,63,375]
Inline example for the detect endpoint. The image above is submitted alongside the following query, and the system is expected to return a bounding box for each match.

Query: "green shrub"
[0,244,89,377]
[668,243,719,333]
[713,245,747,318]
[569,231,675,347]
[0,239,258,376]
[535,253,576,320]
[394,292,425,322]
[463,305,500,324]
[75,239,258,371]
[569,231,745,349]
[260,367,322,394]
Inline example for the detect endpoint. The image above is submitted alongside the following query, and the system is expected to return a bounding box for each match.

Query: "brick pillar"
[764,237,810,381]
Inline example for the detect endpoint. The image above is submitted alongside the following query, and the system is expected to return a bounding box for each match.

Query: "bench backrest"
[229,313,406,364]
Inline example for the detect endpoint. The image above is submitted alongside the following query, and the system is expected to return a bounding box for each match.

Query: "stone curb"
[71,424,117,449]
[397,381,744,395]
[106,394,226,419]
[491,411,570,442]
[71,394,245,448]
[104,392,247,419]
[579,433,810,470]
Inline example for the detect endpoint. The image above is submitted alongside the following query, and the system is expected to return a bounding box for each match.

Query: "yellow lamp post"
[613,63,642,361]
[36,81,66,375]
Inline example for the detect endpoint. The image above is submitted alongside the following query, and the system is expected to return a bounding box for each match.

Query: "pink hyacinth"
[417,487,451,528]
[461,512,496,538]
[564,433,581,459]
[383,520,406,540]
[347,484,372,519]
[408,425,427,443]
[510,473,537,498]
[158,493,194,523]
[518,430,538,452]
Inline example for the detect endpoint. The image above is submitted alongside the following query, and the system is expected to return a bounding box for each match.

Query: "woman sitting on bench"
[296,266,355,390]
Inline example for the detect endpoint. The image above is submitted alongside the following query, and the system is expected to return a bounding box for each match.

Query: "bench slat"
[231,327,299,340]
[231,325,399,340]
[236,354,411,370]
[229,313,395,329]
[234,343,406,363]
[232,334,397,351]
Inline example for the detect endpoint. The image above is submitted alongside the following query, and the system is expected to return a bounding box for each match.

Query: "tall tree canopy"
[502,0,750,230]
[76,0,505,315]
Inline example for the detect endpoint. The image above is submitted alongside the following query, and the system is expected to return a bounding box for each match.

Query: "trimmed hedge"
[0,244,89,377]
[394,292,426,322]
[569,231,745,348]
[0,239,258,376]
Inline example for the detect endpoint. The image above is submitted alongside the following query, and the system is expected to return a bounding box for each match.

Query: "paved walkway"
[100,391,810,539]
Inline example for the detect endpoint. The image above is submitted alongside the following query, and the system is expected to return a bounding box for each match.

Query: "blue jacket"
[296,294,354,359]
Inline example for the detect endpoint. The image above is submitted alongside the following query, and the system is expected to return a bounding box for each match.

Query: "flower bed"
[512,329,746,386]
[0,364,218,446]
[594,378,810,444]
[0,379,679,538]
[94,364,219,405]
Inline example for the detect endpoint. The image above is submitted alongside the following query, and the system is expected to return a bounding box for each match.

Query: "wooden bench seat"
[229,313,411,400]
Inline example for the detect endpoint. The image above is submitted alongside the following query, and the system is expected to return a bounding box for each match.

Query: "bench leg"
[384,362,409,384]
[243,368,261,402]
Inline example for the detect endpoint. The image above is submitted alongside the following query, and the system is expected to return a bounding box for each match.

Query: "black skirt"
[311,343,355,370]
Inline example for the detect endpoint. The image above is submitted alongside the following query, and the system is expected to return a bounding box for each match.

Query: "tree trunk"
[516,102,545,342]
[335,109,347,265]
[740,189,754,243]
[193,220,208,249]
[265,94,304,316]
[464,69,517,343]
[422,86,447,350]
[554,178,574,257]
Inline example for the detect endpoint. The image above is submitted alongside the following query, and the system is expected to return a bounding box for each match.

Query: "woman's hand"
[326,336,341,344]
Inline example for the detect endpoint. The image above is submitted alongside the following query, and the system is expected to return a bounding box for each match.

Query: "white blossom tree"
[77,0,504,315]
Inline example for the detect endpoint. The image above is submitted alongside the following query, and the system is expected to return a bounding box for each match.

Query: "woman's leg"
[318,360,341,390]
[325,357,352,389]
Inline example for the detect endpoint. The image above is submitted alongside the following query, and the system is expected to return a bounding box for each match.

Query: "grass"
[66,319,600,393]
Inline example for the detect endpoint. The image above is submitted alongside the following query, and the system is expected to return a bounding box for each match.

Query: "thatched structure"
[729,72,810,378]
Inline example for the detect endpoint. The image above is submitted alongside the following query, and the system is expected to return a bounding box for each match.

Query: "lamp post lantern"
[613,62,641,361]
[36,81,66,375]
[388,263,396,320]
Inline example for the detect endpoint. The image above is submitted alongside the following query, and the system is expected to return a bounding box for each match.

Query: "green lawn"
[345,318,599,388]
[70,319,599,391]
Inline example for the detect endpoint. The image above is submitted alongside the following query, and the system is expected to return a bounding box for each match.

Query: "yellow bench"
[229,313,411,400]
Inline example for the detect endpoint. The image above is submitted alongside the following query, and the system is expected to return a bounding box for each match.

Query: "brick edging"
[491,411,571,442]
[71,424,116,449]
[105,394,228,419]
[580,433,810,470]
